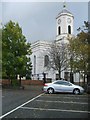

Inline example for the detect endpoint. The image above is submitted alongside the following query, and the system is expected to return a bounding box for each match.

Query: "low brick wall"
[21,80,43,86]
[1,80,11,85]
[1,79,43,86]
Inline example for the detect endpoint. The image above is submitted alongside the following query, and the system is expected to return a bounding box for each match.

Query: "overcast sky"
[1,1,88,43]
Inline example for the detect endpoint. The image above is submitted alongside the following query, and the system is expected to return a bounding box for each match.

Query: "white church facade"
[30,4,80,83]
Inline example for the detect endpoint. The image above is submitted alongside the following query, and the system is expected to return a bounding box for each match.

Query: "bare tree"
[48,41,68,79]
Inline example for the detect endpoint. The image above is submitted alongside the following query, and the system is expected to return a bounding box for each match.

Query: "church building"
[30,4,80,82]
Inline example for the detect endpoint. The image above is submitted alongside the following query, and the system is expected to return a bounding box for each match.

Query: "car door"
[60,82,73,93]
[53,81,65,92]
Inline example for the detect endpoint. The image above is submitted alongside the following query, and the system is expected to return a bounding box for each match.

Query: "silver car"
[43,80,84,94]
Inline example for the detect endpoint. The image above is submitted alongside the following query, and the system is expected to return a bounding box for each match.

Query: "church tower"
[56,3,74,42]
[30,3,75,81]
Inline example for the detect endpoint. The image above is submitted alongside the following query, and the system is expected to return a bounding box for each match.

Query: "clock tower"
[56,3,74,42]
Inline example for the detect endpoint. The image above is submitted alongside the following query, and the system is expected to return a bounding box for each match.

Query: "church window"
[58,26,61,35]
[68,25,71,34]
[44,55,49,67]
[34,55,36,74]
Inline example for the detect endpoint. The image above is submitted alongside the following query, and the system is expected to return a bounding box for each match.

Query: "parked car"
[43,80,84,94]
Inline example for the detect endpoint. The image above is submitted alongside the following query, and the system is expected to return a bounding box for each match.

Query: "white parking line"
[36,100,88,104]
[21,106,90,113]
[0,93,44,119]
[41,96,88,100]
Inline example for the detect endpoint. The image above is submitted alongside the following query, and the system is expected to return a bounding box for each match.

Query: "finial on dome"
[63,1,66,8]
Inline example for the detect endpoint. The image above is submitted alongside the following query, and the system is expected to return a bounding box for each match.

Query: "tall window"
[34,55,36,74]
[44,55,49,67]
[68,25,71,34]
[58,26,61,35]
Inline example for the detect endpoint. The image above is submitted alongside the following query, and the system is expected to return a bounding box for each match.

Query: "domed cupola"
[56,3,74,41]
[56,4,73,19]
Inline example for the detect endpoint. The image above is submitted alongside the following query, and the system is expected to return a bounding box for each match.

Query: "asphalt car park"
[1,85,90,119]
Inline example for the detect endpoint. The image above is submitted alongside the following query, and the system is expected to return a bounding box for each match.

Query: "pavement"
[1,85,90,119]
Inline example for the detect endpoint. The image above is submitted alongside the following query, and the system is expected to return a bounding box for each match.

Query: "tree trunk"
[79,72,80,85]
[83,74,85,87]
[43,72,46,84]
[19,76,21,86]
[70,72,74,83]
[8,75,12,86]
[58,69,61,80]
[87,72,90,84]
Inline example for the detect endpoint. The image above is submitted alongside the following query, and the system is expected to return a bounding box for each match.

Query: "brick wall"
[1,79,43,86]
[1,80,11,85]
[21,80,43,85]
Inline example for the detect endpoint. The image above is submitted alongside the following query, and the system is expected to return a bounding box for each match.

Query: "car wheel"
[73,89,80,95]
[47,88,54,94]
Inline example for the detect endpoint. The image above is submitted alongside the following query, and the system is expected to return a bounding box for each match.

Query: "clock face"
[67,18,71,23]
[58,19,61,24]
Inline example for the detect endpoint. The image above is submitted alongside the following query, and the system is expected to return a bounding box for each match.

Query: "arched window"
[34,55,36,74]
[58,26,61,35]
[44,55,49,67]
[68,25,71,34]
